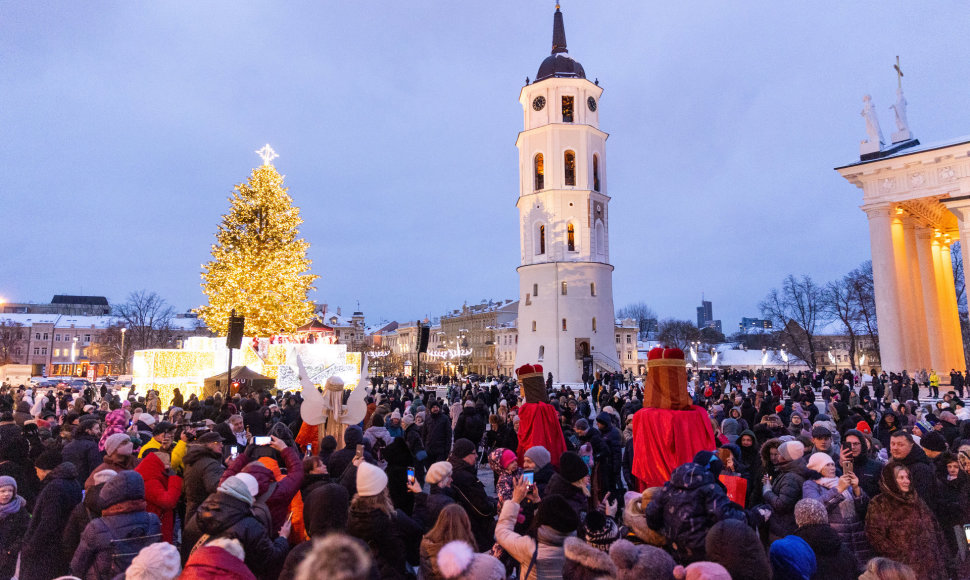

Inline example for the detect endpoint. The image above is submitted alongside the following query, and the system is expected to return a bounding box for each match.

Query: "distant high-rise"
[696,299,721,333]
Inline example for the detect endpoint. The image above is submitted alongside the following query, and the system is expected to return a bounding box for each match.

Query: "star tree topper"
[256,144,279,167]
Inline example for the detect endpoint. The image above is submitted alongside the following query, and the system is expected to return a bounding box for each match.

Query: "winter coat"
[454,409,486,446]
[86,452,137,490]
[20,462,83,580]
[544,472,591,521]
[220,446,304,533]
[793,524,859,580]
[448,457,497,552]
[326,426,370,480]
[278,483,349,580]
[762,457,811,540]
[135,451,183,543]
[62,481,108,565]
[645,462,749,562]
[182,492,289,579]
[403,423,427,465]
[412,484,455,532]
[0,437,40,509]
[422,412,453,462]
[183,444,226,517]
[865,463,948,580]
[0,499,28,579]
[495,500,570,580]
[62,433,104,484]
[842,429,883,500]
[70,473,162,580]
[894,444,940,516]
[533,462,555,497]
[346,506,417,580]
[182,545,257,580]
[801,479,871,565]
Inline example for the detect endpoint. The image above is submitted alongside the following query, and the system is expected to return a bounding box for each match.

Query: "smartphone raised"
[407,466,416,485]
[842,461,854,476]
[254,436,271,446]
[523,469,535,490]
[354,444,364,461]
[964,524,970,545]
[230,445,238,459]
[306,444,312,455]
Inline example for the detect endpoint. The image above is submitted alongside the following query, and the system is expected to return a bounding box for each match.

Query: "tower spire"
[552,4,567,54]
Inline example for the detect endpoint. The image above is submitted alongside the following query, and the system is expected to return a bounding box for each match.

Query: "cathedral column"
[865,203,905,372]
[902,218,930,369]
[916,228,946,373]
[944,192,970,371]
[939,242,964,371]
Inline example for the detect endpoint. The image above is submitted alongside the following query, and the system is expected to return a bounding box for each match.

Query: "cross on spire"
[894,55,904,89]
[256,144,279,166]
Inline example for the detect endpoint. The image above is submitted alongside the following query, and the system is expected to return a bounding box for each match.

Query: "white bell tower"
[514,4,619,385]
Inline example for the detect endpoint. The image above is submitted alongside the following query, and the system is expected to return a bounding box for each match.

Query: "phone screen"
[407,467,415,484]
[230,445,238,458]
[306,444,312,455]
[254,436,271,446]
[523,470,535,486]
[354,444,364,459]
[965,524,970,545]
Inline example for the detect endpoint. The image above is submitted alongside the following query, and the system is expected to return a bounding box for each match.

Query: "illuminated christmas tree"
[196,145,318,336]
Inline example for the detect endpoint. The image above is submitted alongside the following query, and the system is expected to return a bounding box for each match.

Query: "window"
[84,334,91,343]
[532,321,537,332]
[534,153,544,190]
[538,346,545,361]
[537,225,546,255]
[627,335,632,344]
[35,333,40,340]
[561,282,567,295]
[593,154,600,191]
[43,333,48,340]
[55,334,61,341]
[33,348,39,355]
[615,334,620,344]
[592,317,597,332]
[564,150,576,186]
[627,351,632,360]
[53,349,60,357]
[533,283,539,296]
[590,282,596,296]
[41,348,47,355]
[562,318,568,331]
[562,95,574,122]
[525,293,532,306]
[567,223,575,251]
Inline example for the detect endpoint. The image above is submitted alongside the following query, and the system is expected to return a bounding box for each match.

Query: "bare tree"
[616,302,658,338]
[656,319,701,350]
[825,275,861,369]
[760,275,830,370]
[847,261,878,356]
[0,321,27,365]
[112,291,176,358]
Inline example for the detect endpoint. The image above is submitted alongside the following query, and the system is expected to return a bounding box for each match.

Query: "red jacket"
[181,546,257,580]
[134,451,183,543]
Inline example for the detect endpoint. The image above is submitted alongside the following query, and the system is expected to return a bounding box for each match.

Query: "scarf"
[102,499,147,516]
[815,476,839,489]
[0,496,25,518]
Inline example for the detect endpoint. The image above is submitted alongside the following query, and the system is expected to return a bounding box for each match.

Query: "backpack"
[97,514,162,580]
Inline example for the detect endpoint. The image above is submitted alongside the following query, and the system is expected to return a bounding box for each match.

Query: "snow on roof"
[0,312,206,332]
[837,134,970,169]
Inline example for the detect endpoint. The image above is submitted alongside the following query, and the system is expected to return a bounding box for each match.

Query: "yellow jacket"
[138,438,187,472]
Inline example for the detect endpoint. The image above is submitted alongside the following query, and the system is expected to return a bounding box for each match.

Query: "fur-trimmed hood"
[563,536,618,579]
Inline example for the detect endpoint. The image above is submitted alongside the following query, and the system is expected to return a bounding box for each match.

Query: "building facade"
[514,6,619,385]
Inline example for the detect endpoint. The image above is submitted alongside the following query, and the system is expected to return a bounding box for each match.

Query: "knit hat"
[524,446,551,469]
[794,498,828,527]
[436,540,506,580]
[563,536,619,579]
[559,451,589,483]
[921,431,948,452]
[463,400,475,408]
[0,476,16,493]
[579,510,621,551]
[390,410,401,420]
[609,540,675,580]
[105,433,134,456]
[451,438,477,459]
[914,420,933,436]
[778,441,805,462]
[574,418,590,432]
[806,452,835,473]
[536,494,580,533]
[854,420,872,435]
[426,461,453,485]
[678,562,732,580]
[769,535,816,580]
[137,413,155,427]
[500,449,518,470]
[595,412,612,427]
[705,519,772,580]
[402,414,415,427]
[218,475,255,506]
[356,461,388,497]
[92,469,119,486]
[35,449,63,470]
[125,542,181,580]
[234,472,259,498]
[692,450,723,479]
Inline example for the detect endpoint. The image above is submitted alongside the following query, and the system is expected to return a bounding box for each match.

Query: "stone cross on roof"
[894,56,904,89]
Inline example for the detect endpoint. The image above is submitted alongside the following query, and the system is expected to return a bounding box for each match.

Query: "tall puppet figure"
[515,364,566,468]
[631,347,715,490]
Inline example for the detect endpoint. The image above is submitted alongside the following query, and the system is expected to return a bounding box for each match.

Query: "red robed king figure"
[514,363,566,469]
[631,347,715,490]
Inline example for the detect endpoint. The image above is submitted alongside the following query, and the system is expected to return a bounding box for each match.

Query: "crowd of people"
[0,365,967,580]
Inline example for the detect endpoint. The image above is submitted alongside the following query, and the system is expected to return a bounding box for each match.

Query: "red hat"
[854,420,872,435]
[775,404,785,413]
[516,364,543,380]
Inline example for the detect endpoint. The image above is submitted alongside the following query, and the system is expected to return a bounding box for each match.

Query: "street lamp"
[120,327,127,375]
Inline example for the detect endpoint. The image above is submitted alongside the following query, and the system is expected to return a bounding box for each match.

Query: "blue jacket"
[645,462,748,562]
